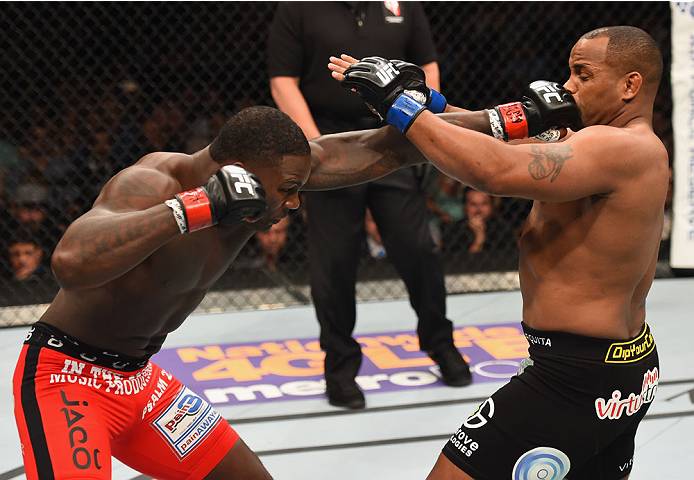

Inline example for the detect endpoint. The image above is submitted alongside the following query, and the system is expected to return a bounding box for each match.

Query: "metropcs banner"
[671,2,694,267]
[152,322,530,406]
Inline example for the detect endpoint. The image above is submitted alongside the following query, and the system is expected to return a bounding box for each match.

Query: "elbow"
[457,162,505,196]
[471,161,516,197]
[481,178,508,197]
[51,249,78,290]
[51,248,94,290]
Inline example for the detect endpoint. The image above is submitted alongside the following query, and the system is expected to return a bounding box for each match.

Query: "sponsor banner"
[670,2,694,267]
[152,322,530,406]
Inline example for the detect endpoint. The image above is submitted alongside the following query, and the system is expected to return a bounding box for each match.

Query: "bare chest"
[138,227,253,292]
[522,197,604,252]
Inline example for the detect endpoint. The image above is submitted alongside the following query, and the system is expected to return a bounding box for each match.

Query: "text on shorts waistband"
[521,322,655,363]
[604,323,655,364]
[24,321,151,372]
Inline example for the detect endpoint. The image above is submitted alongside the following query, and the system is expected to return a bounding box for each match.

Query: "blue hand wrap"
[387,94,426,133]
[427,88,447,114]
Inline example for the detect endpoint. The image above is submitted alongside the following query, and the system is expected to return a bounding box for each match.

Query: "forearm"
[406,110,514,194]
[270,77,321,139]
[304,110,492,190]
[52,204,180,289]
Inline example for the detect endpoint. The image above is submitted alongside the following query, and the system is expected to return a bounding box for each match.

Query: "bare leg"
[426,453,476,480]
[204,438,273,480]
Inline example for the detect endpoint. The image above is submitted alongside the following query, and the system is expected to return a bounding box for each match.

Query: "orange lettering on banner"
[376,335,420,351]
[475,336,529,359]
[482,327,522,338]
[259,342,289,355]
[304,341,321,352]
[177,346,225,363]
[357,337,384,348]
[260,352,325,377]
[452,327,484,347]
[362,346,433,369]
[284,340,306,353]
[225,346,263,358]
[192,358,265,381]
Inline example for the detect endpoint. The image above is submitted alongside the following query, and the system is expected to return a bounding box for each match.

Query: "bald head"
[581,26,663,93]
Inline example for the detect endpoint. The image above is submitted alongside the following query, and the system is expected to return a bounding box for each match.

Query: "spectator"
[140,100,187,154]
[0,139,19,199]
[447,188,518,271]
[185,88,229,154]
[464,188,498,253]
[427,172,466,249]
[3,124,58,196]
[268,1,471,410]
[3,184,63,256]
[5,226,48,282]
[70,129,120,211]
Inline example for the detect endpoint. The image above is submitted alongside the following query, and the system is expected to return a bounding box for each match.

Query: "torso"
[40,153,256,357]
[519,127,668,340]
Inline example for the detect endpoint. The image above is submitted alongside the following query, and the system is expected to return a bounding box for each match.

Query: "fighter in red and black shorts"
[13,322,240,479]
[442,322,659,480]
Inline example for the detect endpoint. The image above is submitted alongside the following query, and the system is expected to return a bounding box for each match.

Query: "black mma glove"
[389,59,447,113]
[341,57,443,133]
[166,165,267,233]
[486,80,583,142]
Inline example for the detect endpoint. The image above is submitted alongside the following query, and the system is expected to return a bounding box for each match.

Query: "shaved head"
[581,26,663,92]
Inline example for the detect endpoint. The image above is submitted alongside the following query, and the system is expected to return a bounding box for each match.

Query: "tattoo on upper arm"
[113,176,164,208]
[527,144,574,182]
[76,213,172,264]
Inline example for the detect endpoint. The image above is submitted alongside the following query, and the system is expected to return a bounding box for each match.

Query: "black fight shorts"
[442,322,658,480]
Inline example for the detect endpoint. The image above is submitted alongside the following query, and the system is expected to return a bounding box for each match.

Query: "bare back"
[42,152,256,357]
[519,125,668,339]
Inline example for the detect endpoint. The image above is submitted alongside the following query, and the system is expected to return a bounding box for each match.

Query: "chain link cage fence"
[0,2,673,327]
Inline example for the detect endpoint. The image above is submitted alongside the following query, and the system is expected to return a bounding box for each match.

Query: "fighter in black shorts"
[443,323,658,479]
[329,25,667,480]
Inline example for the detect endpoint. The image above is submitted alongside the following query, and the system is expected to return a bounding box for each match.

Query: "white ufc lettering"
[376,63,399,84]
[534,83,563,103]
[230,173,254,195]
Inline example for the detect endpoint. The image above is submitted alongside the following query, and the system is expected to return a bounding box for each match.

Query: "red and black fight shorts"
[442,322,659,480]
[13,321,240,479]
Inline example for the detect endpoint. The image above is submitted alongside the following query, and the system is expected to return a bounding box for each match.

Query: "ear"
[622,72,643,101]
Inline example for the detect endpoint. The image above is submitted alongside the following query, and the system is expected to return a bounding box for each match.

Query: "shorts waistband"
[521,322,655,364]
[24,322,151,372]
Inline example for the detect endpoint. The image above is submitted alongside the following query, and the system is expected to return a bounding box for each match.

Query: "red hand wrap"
[178,187,213,232]
[497,102,529,140]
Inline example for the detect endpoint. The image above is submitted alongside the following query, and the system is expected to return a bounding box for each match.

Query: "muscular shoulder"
[93,154,188,212]
[567,124,666,177]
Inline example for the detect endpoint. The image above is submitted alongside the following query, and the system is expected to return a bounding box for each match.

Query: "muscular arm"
[51,167,182,290]
[303,110,492,190]
[405,110,634,201]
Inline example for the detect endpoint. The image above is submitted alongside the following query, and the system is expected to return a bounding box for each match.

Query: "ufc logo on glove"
[529,81,564,104]
[223,166,256,195]
[376,63,400,84]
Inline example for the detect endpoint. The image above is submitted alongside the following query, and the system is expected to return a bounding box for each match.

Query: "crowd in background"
[0,2,676,307]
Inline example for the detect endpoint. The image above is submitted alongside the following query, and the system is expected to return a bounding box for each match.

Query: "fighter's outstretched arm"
[303,111,491,191]
[405,110,637,201]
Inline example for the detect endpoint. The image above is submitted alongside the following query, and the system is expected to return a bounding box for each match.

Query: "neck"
[191,146,220,178]
[604,102,653,130]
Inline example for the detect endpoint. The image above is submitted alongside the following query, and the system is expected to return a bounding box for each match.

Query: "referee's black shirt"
[268,1,438,129]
